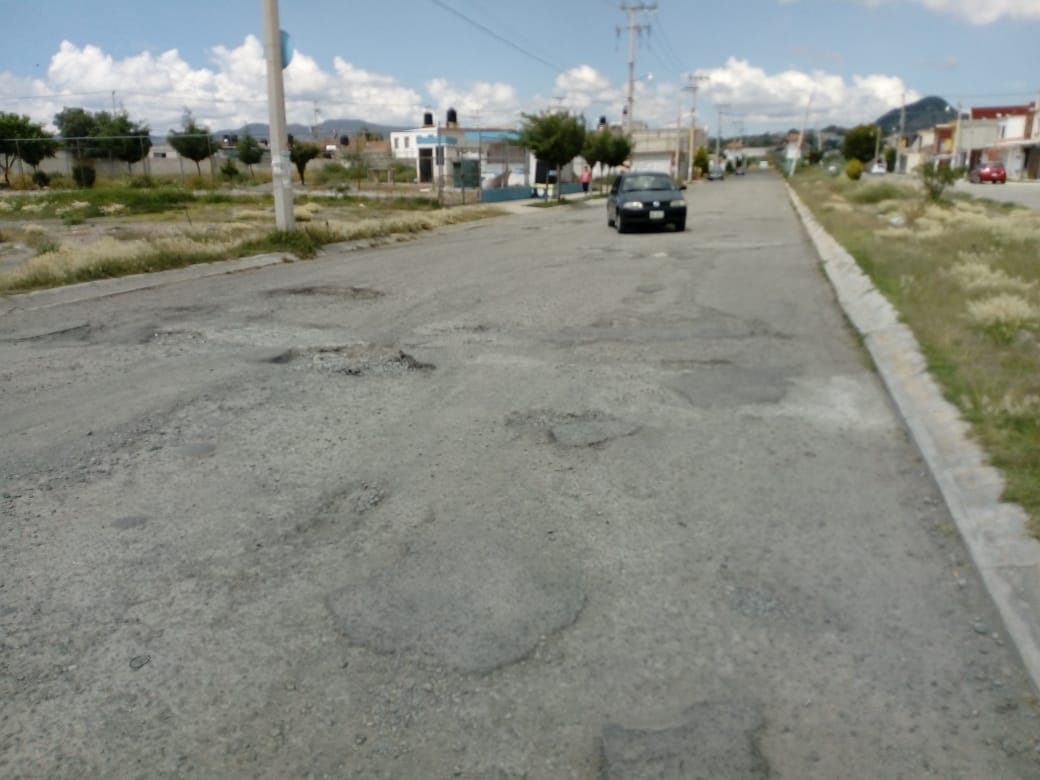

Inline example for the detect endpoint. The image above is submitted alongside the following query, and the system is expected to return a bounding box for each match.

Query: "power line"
[452,0,560,74]
[428,0,565,75]
[647,7,688,75]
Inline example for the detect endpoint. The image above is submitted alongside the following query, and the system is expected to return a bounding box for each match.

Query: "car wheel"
[616,210,628,233]
[674,219,686,232]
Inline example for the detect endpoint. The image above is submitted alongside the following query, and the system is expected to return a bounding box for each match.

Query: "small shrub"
[847,181,908,204]
[32,170,51,188]
[845,159,864,180]
[918,161,963,203]
[967,293,1040,342]
[72,164,96,189]
[392,162,416,183]
[129,175,157,189]
[219,159,239,184]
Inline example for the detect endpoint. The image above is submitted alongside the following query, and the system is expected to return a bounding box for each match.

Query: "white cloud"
[0,39,926,138]
[3,37,426,134]
[862,0,1040,24]
[425,77,523,127]
[690,57,918,130]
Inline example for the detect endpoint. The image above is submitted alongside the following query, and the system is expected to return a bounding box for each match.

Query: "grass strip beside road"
[790,170,1040,535]
[0,189,500,293]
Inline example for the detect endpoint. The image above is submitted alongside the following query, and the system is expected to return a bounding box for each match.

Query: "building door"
[419,148,433,183]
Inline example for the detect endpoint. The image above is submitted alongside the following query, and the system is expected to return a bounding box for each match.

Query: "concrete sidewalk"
[788,184,1040,694]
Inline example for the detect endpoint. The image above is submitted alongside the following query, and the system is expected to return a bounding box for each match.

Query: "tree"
[693,146,710,176]
[18,126,59,173]
[95,112,152,173]
[289,141,320,185]
[603,131,632,171]
[54,106,101,162]
[167,112,220,176]
[842,124,879,164]
[581,130,609,191]
[581,127,631,192]
[0,113,57,185]
[517,110,586,200]
[236,132,263,178]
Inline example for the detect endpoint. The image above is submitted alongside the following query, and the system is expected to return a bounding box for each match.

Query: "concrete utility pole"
[684,74,708,179]
[263,0,294,231]
[619,2,656,133]
[895,92,906,174]
[953,99,964,169]
[791,91,814,175]
[714,104,729,170]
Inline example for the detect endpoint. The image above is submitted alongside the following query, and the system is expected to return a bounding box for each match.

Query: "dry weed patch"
[791,169,1040,534]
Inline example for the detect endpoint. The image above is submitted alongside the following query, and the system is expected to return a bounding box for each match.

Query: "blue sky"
[2,0,1038,135]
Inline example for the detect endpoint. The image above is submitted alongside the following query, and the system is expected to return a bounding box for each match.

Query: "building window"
[394,137,399,149]
[404,137,410,149]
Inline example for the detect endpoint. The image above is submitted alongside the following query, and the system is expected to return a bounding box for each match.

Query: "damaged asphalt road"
[2,176,1039,778]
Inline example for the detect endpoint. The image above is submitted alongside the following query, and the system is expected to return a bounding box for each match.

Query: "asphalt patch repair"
[324,528,586,674]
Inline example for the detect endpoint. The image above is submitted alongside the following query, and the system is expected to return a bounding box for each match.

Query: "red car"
[970,161,1006,184]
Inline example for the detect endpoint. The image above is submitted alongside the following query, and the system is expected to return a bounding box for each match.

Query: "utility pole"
[263,0,294,231]
[619,2,656,133]
[683,74,707,179]
[895,92,906,174]
[953,99,964,169]
[714,104,729,171]
[791,91,814,175]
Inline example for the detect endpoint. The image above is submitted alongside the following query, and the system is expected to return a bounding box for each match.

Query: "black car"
[607,171,687,233]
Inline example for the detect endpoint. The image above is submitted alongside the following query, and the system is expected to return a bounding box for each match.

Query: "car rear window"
[622,174,673,191]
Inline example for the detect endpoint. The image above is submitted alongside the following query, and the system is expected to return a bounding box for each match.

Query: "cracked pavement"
[2,176,1039,778]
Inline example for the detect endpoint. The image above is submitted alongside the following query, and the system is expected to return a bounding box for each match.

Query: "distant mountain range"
[198,99,956,147]
[874,96,958,136]
[214,118,407,143]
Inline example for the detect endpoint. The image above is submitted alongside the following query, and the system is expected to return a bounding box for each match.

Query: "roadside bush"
[72,164,96,189]
[918,161,963,203]
[43,172,69,190]
[847,181,910,204]
[129,175,157,189]
[845,159,864,180]
[220,158,240,184]
[392,161,416,183]
[32,170,50,188]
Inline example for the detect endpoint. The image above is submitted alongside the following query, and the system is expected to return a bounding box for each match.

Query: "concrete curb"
[787,184,1040,692]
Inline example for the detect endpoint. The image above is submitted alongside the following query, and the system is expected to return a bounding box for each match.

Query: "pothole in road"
[267,344,435,376]
[265,285,385,300]
[667,364,789,407]
[5,322,94,343]
[325,529,586,674]
[144,329,207,346]
[602,696,769,779]
[507,409,642,448]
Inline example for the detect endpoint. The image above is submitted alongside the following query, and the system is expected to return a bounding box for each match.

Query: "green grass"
[792,167,1040,535]
[0,201,501,294]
